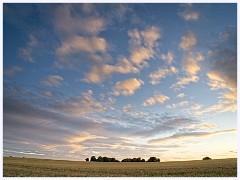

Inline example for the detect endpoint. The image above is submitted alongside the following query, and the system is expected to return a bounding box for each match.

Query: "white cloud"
[57,90,104,117]
[206,28,237,113]
[161,52,174,64]
[178,3,200,21]
[167,101,189,109]
[56,35,107,58]
[54,4,108,70]
[122,104,134,114]
[54,5,105,36]
[113,78,144,96]
[148,129,237,144]
[184,53,204,75]
[41,75,64,87]
[84,26,160,83]
[83,58,139,84]
[179,33,197,51]
[185,123,217,130]
[4,66,23,76]
[176,93,185,98]
[143,94,169,106]
[171,75,199,90]
[130,47,154,66]
[18,35,38,63]
[149,66,178,85]
[128,26,160,67]
[179,11,199,21]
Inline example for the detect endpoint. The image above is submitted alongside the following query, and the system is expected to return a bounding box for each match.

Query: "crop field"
[3,157,237,177]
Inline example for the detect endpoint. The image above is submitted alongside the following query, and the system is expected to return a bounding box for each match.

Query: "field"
[3,157,237,177]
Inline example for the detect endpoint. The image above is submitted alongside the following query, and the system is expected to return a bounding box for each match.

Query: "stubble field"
[3,157,237,177]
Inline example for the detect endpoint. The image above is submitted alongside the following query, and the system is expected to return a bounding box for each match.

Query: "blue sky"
[3,3,237,161]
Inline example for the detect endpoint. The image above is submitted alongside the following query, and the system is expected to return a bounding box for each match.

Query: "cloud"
[83,26,160,84]
[161,52,174,64]
[56,36,107,58]
[149,66,178,85]
[54,4,109,69]
[179,11,199,21]
[206,27,237,113]
[3,96,104,147]
[128,26,160,66]
[83,57,139,84]
[113,78,144,96]
[122,104,134,114]
[183,52,204,75]
[179,32,197,51]
[178,3,200,21]
[171,75,199,90]
[166,101,189,109]
[176,93,185,98]
[18,35,38,63]
[41,75,64,87]
[148,129,237,144]
[41,90,53,97]
[130,47,154,66]
[54,4,105,36]
[143,94,169,106]
[4,66,23,76]
[56,90,104,117]
[184,123,217,131]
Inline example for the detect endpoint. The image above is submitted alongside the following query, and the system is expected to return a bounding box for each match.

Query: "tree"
[110,158,116,162]
[203,157,212,160]
[97,156,103,162]
[141,159,145,162]
[147,157,160,162]
[85,158,89,162]
[103,156,110,162]
[136,157,141,162]
[91,156,96,161]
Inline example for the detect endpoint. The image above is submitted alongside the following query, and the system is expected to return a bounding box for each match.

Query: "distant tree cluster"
[202,157,212,160]
[147,157,160,162]
[121,157,145,162]
[89,156,120,162]
[86,156,160,162]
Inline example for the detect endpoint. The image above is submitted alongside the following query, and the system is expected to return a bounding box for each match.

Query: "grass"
[3,157,237,177]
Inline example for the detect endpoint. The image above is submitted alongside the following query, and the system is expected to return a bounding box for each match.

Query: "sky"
[3,3,237,161]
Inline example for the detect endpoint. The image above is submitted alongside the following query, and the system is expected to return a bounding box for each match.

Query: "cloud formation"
[171,75,199,90]
[149,66,178,85]
[179,33,197,51]
[18,35,38,63]
[83,58,139,84]
[183,53,204,75]
[149,129,237,144]
[176,93,185,98]
[57,90,104,117]
[113,78,144,96]
[143,94,169,106]
[179,11,199,21]
[84,26,161,83]
[41,75,64,87]
[178,4,200,21]
[161,52,174,64]
[56,36,107,58]
[167,101,189,109]
[128,26,160,66]
[54,4,105,36]
[4,66,23,76]
[206,27,237,113]
[54,4,109,69]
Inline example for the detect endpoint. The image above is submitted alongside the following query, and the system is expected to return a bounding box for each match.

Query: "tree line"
[85,156,160,162]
